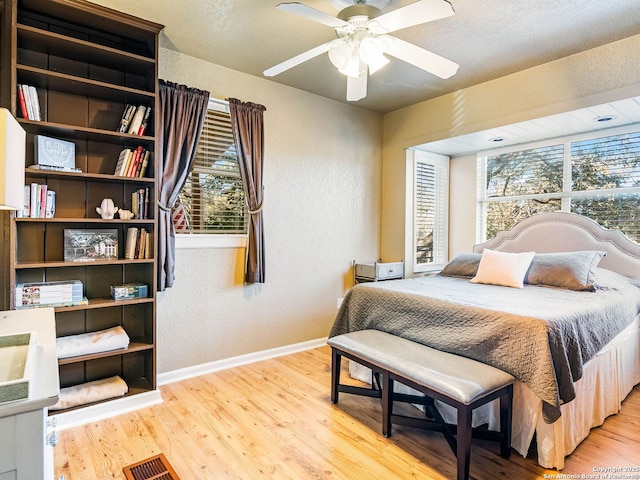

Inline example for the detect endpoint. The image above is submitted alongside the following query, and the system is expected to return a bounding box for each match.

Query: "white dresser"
[0,308,59,480]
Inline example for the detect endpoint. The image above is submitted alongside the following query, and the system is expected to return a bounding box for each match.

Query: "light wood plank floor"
[54,346,640,479]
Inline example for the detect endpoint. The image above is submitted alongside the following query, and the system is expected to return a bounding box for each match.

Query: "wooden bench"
[328,329,515,480]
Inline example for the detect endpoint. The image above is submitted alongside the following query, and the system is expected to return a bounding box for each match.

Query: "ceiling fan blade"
[373,0,454,34]
[346,74,367,102]
[264,42,332,77]
[277,2,349,28]
[386,37,458,79]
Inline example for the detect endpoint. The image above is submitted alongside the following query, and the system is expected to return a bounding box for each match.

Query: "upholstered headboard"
[473,212,640,281]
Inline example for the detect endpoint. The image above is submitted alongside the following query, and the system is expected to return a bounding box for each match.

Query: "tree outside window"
[478,128,640,243]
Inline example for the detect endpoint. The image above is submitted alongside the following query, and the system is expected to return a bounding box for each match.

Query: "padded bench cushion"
[328,329,515,405]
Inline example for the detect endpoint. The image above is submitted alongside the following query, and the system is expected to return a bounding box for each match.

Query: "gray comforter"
[329,269,640,423]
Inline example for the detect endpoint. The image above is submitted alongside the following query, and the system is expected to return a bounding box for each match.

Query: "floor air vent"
[123,453,181,480]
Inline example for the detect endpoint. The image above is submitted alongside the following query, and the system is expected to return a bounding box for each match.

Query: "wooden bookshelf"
[1,0,163,414]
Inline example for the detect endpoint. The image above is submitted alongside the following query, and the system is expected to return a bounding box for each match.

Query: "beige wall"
[382,34,640,261]
[152,50,382,373]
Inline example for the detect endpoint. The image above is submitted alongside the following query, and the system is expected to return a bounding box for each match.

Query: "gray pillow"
[440,253,482,278]
[524,251,606,291]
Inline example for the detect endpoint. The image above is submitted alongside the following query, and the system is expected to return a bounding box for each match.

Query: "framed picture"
[64,229,118,262]
[34,135,76,169]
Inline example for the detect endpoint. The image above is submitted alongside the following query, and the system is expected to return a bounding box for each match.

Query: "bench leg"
[499,384,513,458]
[331,348,341,404]
[456,406,472,480]
[382,372,393,438]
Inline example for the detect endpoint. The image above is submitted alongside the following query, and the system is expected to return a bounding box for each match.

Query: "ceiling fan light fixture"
[328,39,352,70]
[338,55,366,77]
[365,51,389,74]
[359,36,389,74]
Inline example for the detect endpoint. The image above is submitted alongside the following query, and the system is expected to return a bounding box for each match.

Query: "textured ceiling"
[91,0,640,114]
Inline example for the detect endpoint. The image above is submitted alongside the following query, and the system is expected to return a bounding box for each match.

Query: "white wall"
[448,153,476,257]
[382,34,640,259]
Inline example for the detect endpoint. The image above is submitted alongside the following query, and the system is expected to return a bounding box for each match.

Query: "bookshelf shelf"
[24,168,157,183]
[15,217,156,224]
[3,0,163,416]
[17,23,157,75]
[55,378,155,414]
[18,118,155,145]
[58,341,154,366]
[17,64,156,104]
[15,259,155,269]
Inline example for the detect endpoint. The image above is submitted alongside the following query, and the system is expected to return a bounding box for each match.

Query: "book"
[21,84,35,120]
[17,85,29,119]
[137,106,151,136]
[131,189,147,219]
[144,230,151,259]
[45,190,56,218]
[125,227,139,259]
[19,185,30,218]
[118,104,135,133]
[127,188,150,220]
[127,146,143,177]
[127,105,147,135]
[121,150,134,177]
[138,150,150,177]
[114,148,132,176]
[27,164,82,173]
[144,186,149,219]
[29,85,41,121]
[135,228,145,259]
[29,183,38,218]
[139,228,145,258]
[39,184,48,218]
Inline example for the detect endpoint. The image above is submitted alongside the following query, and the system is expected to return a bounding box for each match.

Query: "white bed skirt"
[348,316,640,469]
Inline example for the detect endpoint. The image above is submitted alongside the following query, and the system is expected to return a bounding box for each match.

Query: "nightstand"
[354,261,404,283]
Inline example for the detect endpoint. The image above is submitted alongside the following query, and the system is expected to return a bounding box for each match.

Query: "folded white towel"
[56,326,130,359]
[50,375,128,410]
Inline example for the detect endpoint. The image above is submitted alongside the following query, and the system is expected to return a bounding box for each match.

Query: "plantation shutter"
[414,152,448,269]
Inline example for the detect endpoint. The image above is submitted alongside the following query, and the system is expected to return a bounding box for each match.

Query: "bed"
[330,212,640,469]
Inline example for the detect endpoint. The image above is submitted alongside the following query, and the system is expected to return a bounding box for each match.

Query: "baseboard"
[54,389,163,431]
[158,337,328,386]
[53,337,328,429]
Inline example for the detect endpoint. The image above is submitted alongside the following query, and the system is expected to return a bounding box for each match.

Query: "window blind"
[177,102,247,234]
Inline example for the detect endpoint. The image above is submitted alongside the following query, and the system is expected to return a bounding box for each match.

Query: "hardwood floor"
[54,345,640,479]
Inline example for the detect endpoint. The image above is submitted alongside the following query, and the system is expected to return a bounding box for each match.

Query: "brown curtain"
[157,80,209,291]
[229,98,267,284]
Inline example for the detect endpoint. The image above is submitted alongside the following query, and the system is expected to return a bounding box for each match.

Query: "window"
[477,125,640,243]
[175,98,247,236]
[407,150,449,273]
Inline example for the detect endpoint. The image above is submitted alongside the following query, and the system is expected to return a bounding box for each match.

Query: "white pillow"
[470,249,535,288]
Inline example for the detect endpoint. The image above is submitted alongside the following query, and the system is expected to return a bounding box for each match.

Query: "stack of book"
[124,227,151,259]
[17,84,41,121]
[113,146,150,177]
[15,280,86,309]
[117,104,151,136]
[131,187,150,219]
[18,183,56,218]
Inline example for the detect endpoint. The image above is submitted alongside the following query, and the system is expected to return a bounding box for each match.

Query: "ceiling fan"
[263,0,459,102]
